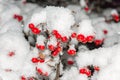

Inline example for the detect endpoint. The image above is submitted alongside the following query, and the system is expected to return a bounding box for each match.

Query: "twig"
[54,62,60,80]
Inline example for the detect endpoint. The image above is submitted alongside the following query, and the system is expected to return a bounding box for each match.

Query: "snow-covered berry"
[21,76,26,80]
[71,32,77,38]
[8,51,15,57]
[86,35,94,43]
[31,27,41,34]
[36,44,45,51]
[79,68,91,77]
[14,14,23,22]
[103,30,108,35]
[94,66,100,71]
[77,34,85,42]
[67,49,76,56]
[48,44,55,51]
[29,23,35,29]
[39,59,45,63]
[94,39,103,46]
[61,36,68,43]
[31,58,39,63]
[67,60,74,65]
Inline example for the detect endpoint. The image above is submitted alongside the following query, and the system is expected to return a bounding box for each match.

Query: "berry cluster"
[29,23,41,34]
[13,14,23,22]
[79,66,100,77]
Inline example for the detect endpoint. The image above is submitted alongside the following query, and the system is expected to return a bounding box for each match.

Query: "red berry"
[39,59,45,63]
[77,34,85,42]
[79,68,86,74]
[37,45,45,51]
[71,32,77,38]
[67,60,74,65]
[21,76,26,80]
[48,45,55,51]
[51,50,59,57]
[55,33,61,39]
[31,27,41,34]
[8,52,15,57]
[86,70,91,76]
[86,35,94,42]
[13,14,23,22]
[82,38,87,44]
[79,68,91,76]
[94,40,102,46]
[29,23,35,29]
[61,36,68,42]
[44,72,48,76]
[67,49,76,56]
[84,6,89,12]
[13,14,17,19]
[36,67,43,74]
[52,30,58,35]
[31,58,39,63]
[113,15,119,22]
[56,46,62,52]
[103,30,108,34]
[17,15,23,22]
[94,66,100,71]
[28,77,34,80]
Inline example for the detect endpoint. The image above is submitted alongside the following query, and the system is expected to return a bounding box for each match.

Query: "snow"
[61,67,88,80]
[76,44,120,80]
[0,0,120,80]
[77,19,95,36]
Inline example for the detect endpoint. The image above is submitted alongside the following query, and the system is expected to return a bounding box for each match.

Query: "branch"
[54,62,60,80]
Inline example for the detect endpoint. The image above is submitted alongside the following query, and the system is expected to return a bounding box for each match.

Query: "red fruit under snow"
[79,68,91,76]
[103,30,108,34]
[71,32,77,38]
[17,15,23,22]
[14,14,18,19]
[51,50,59,57]
[31,27,41,34]
[94,66,100,71]
[21,76,26,80]
[86,35,94,42]
[86,70,91,76]
[52,30,58,35]
[77,34,85,42]
[61,36,68,42]
[48,45,55,51]
[84,6,89,12]
[31,58,39,63]
[44,72,48,76]
[67,60,74,65]
[8,52,15,57]
[36,67,43,74]
[82,38,87,44]
[14,14,23,22]
[39,59,45,63]
[55,33,61,39]
[79,68,86,74]
[94,40,102,46]
[29,23,35,29]
[37,45,45,51]
[67,49,76,56]
[113,15,119,22]
[56,46,62,52]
